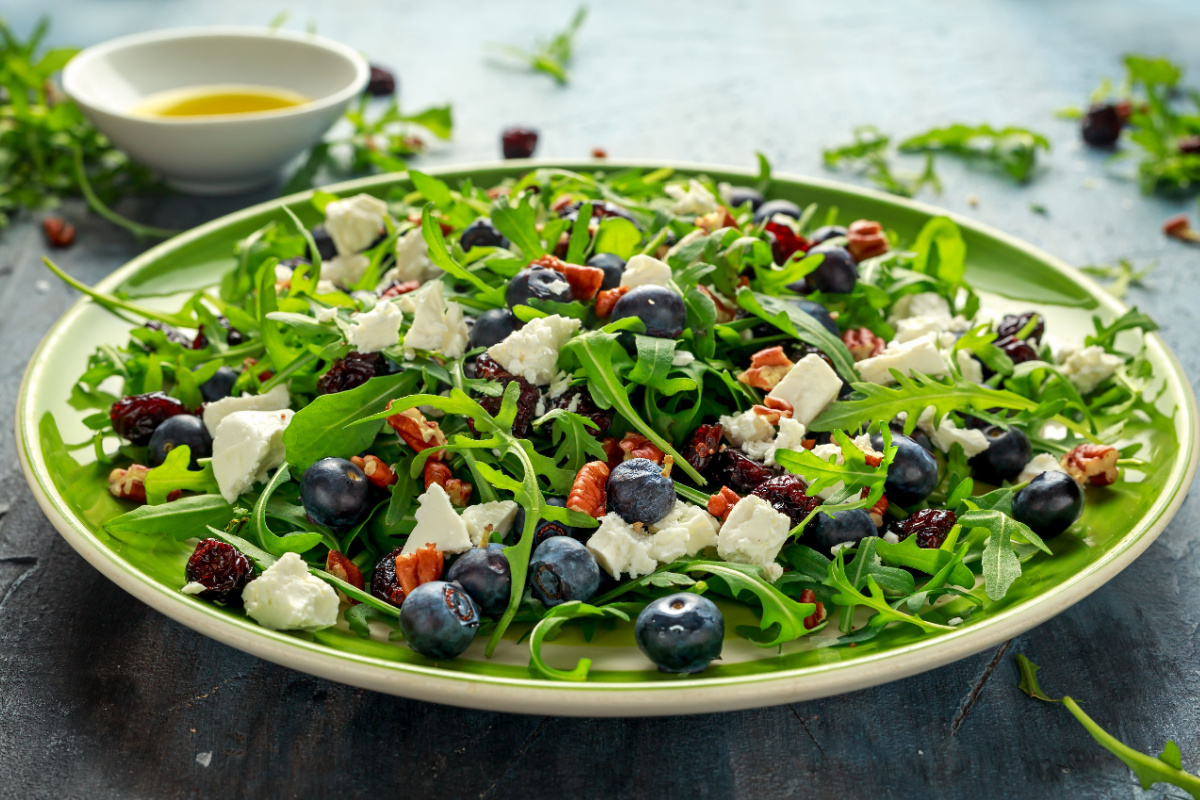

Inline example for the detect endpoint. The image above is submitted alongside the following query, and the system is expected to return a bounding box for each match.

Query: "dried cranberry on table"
[110,391,188,445]
[751,474,821,529]
[1080,103,1126,147]
[890,508,958,549]
[501,126,539,159]
[317,352,387,394]
[682,424,724,475]
[996,311,1044,343]
[365,65,397,96]
[548,386,613,436]
[707,448,773,495]
[42,217,75,248]
[185,539,255,605]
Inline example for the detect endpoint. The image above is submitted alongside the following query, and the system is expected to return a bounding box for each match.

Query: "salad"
[49,163,1161,679]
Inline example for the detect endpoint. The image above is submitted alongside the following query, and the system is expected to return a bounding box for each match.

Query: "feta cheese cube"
[764,417,809,468]
[619,254,674,288]
[320,252,370,290]
[486,314,581,385]
[211,409,294,502]
[890,292,951,322]
[916,407,990,457]
[956,349,984,384]
[346,298,404,354]
[648,501,720,555]
[719,409,775,448]
[767,354,843,425]
[665,179,718,216]
[893,313,971,344]
[856,333,949,384]
[1059,345,1123,394]
[402,281,469,359]
[324,193,388,256]
[242,552,339,631]
[1017,452,1067,484]
[378,227,441,287]
[461,500,520,546]
[586,514,659,579]
[202,383,290,435]
[402,483,472,555]
[716,495,790,582]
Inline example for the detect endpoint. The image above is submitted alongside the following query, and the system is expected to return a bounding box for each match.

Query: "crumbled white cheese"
[916,407,990,457]
[893,313,971,344]
[202,383,290,436]
[545,277,571,296]
[619,254,674,288]
[716,495,789,582]
[242,552,339,632]
[274,263,294,286]
[763,417,809,468]
[461,500,520,546]
[801,434,881,499]
[948,616,964,626]
[346,298,404,354]
[402,483,472,555]
[719,408,775,449]
[181,581,207,595]
[324,193,388,255]
[1017,453,1066,484]
[320,252,370,290]
[534,395,546,417]
[829,541,854,556]
[1041,421,1068,441]
[547,371,572,398]
[1059,345,1123,395]
[486,314,581,385]
[648,500,720,556]
[402,281,469,359]
[882,531,900,544]
[956,349,984,383]
[665,178,718,216]
[315,306,338,323]
[316,279,339,295]
[211,409,294,503]
[767,354,843,425]
[586,513,686,579]
[890,292,951,322]
[672,350,696,367]
[857,334,949,384]
[378,227,441,286]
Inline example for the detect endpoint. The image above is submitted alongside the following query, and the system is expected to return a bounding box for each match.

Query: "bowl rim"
[61,25,370,124]
[16,160,1200,716]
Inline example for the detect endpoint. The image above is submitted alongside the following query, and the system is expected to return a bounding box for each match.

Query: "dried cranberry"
[143,321,192,348]
[682,424,724,474]
[765,220,809,265]
[786,342,836,371]
[751,474,821,528]
[708,449,773,494]
[318,352,385,395]
[557,200,638,226]
[996,336,1039,366]
[371,547,406,607]
[1180,135,1200,155]
[502,126,539,159]
[366,65,397,97]
[472,355,540,437]
[185,538,254,605]
[548,386,613,436]
[890,508,957,549]
[996,312,1044,344]
[1081,103,1123,147]
[110,392,188,445]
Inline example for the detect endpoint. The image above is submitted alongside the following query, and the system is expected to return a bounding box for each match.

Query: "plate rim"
[17,159,1199,716]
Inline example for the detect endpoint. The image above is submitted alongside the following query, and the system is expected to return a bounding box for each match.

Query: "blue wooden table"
[2,1,1199,797]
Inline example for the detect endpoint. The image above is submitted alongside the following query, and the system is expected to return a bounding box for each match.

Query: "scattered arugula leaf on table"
[898,123,1051,183]
[822,126,941,197]
[488,7,588,85]
[1080,259,1154,300]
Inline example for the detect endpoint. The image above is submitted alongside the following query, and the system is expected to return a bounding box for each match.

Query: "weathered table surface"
[2,1,1199,797]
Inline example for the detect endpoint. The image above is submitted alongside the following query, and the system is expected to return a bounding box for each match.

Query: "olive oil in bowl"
[132,84,310,118]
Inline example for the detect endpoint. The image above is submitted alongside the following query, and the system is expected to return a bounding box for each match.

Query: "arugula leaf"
[593,216,642,259]
[910,216,967,289]
[1080,259,1154,300]
[249,467,328,556]
[736,289,858,382]
[421,206,507,306]
[681,561,817,647]
[42,258,196,328]
[528,601,629,681]
[490,6,587,85]
[775,430,889,501]
[875,532,975,588]
[565,201,593,263]
[1085,307,1159,350]
[345,603,397,638]
[104,494,233,539]
[899,123,1050,183]
[627,334,691,392]
[490,194,547,258]
[960,507,1051,600]
[1016,655,1200,798]
[409,170,453,208]
[824,550,953,634]
[534,409,608,475]
[142,447,219,504]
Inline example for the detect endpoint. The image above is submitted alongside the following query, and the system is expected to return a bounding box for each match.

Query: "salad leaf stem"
[42,257,197,327]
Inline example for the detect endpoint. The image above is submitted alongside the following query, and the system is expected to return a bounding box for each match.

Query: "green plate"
[16,161,1198,716]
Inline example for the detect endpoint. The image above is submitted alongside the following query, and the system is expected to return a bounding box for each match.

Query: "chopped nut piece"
[423,460,472,506]
[379,279,421,298]
[326,550,364,604]
[43,217,76,248]
[762,396,794,417]
[617,431,665,464]
[751,404,784,425]
[1061,443,1119,486]
[707,485,741,522]
[800,588,826,630]
[529,254,605,300]
[1163,214,1200,244]
[601,436,622,471]
[107,464,150,502]
[737,346,795,391]
[846,219,889,261]
[698,286,738,323]
[567,461,610,518]
[351,455,397,488]
[394,544,444,597]
[842,327,886,361]
[595,285,630,318]
[862,487,889,527]
[387,406,448,458]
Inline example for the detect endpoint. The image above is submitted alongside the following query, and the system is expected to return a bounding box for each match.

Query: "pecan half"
[862,487,889,527]
[351,455,397,488]
[707,485,741,522]
[387,406,448,458]
[1163,214,1200,244]
[737,346,795,391]
[567,461,610,518]
[379,279,421,299]
[762,396,794,418]
[842,327,886,361]
[601,436,623,471]
[846,219,889,262]
[751,404,784,425]
[530,254,605,301]
[595,286,630,318]
[108,464,150,502]
[695,207,739,233]
[698,285,738,323]
[423,460,472,506]
[1061,443,1119,486]
[800,588,826,630]
[617,431,665,464]
[43,217,76,248]
[326,550,364,604]
[395,544,444,598]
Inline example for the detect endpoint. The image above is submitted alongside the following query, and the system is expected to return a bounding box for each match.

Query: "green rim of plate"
[16,160,1199,716]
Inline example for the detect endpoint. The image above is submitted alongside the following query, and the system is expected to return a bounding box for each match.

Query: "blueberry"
[889,423,933,454]
[969,426,1032,485]
[513,496,582,547]
[1012,471,1084,539]
[610,285,687,340]
[807,509,877,558]
[752,199,802,225]
[309,225,338,261]
[446,544,511,617]
[506,267,574,309]
[398,581,480,660]
[587,252,627,290]
[300,457,370,528]
[725,186,763,211]
[809,225,848,246]
[468,307,520,350]
[148,414,212,468]
[871,432,939,507]
[529,536,600,606]
[607,458,675,525]
[805,245,858,294]
[460,218,509,251]
[199,366,238,403]
[784,297,839,336]
[634,593,724,674]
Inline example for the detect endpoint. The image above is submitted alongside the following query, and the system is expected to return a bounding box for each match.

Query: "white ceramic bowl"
[63,26,369,194]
